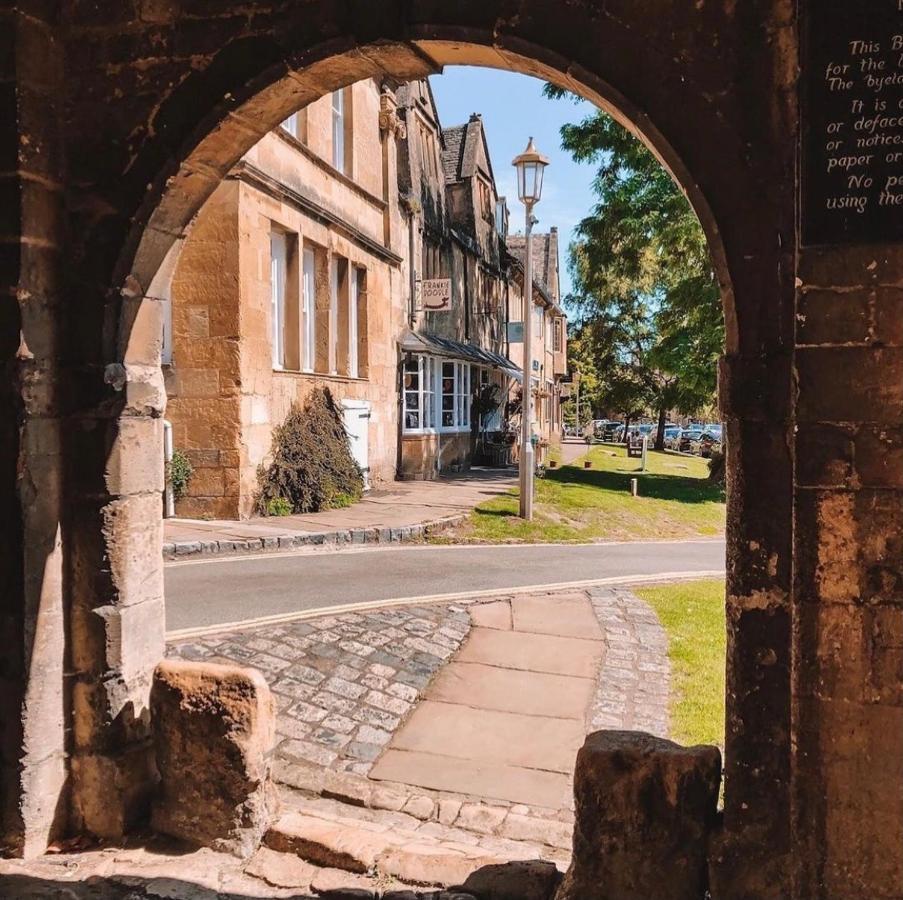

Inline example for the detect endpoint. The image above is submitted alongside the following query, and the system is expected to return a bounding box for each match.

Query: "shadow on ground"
[0,858,563,899]
[546,461,723,505]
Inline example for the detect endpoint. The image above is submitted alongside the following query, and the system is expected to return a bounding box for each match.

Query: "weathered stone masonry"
[5,1,902,898]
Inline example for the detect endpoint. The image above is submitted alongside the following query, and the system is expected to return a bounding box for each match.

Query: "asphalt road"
[165,539,726,632]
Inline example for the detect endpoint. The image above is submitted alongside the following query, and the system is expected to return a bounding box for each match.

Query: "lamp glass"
[513,138,549,206]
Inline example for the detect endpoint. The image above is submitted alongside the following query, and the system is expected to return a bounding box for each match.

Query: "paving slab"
[469,599,513,630]
[510,592,604,640]
[427,662,594,720]
[455,627,603,678]
[384,701,585,773]
[370,749,574,809]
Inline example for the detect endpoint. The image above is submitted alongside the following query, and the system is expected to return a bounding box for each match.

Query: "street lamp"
[512,137,549,521]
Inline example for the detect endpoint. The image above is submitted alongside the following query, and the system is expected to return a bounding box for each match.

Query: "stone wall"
[165,180,243,519]
[9,4,901,898]
[166,81,406,518]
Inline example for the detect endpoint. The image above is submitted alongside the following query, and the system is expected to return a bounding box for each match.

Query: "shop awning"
[399,330,522,381]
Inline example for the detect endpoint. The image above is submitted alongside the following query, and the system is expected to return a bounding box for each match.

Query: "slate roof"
[507,229,561,304]
[441,124,468,183]
[441,115,495,187]
[399,330,521,379]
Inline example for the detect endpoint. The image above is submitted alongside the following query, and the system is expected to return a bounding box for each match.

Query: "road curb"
[162,512,468,560]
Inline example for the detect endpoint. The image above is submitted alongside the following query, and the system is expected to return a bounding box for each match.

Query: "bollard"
[630,478,638,497]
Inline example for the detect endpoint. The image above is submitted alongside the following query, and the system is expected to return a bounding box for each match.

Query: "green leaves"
[548,84,723,420]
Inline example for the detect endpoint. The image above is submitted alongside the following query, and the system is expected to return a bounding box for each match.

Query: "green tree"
[547,86,723,448]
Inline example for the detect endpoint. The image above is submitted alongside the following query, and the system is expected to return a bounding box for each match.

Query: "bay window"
[403,356,471,434]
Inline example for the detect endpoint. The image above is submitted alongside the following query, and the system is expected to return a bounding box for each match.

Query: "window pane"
[302,248,315,371]
[405,411,420,430]
[270,232,287,369]
[332,90,345,172]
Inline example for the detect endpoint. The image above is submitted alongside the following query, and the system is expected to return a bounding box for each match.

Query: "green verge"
[443,444,725,543]
[634,578,726,749]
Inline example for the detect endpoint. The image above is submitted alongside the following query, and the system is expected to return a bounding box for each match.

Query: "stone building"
[507,228,568,452]
[12,5,903,898]
[164,79,408,518]
[162,78,564,514]
[397,90,567,476]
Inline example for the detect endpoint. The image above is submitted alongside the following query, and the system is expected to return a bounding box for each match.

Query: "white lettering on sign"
[418,278,452,312]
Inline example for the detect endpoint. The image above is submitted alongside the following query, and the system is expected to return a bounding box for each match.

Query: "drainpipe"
[408,214,417,328]
[163,419,175,518]
[463,254,472,342]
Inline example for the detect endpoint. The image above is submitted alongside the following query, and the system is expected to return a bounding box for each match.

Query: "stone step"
[262,800,562,899]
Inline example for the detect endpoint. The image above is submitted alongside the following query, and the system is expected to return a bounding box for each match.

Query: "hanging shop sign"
[417,278,452,312]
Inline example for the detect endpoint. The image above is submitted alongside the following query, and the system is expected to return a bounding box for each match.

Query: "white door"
[342,400,371,491]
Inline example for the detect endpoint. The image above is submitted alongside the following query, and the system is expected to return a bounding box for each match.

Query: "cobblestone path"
[168,583,672,843]
[168,604,472,775]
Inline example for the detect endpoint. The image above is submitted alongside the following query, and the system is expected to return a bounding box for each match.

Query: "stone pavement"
[168,584,670,854]
[163,469,516,559]
[369,592,606,810]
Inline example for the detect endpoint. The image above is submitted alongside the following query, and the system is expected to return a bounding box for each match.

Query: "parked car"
[678,426,704,453]
[662,425,682,449]
[697,427,723,458]
[594,420,622,442]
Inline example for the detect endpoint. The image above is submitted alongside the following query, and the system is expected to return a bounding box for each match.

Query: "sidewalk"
[167,584,670,861]
[163,468,516,559]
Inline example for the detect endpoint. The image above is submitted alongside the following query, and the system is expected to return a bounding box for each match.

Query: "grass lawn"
[443,444,725,543]
[635,578,726,749]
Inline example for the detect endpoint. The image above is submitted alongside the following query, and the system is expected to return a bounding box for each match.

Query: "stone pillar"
[793,245,903,899]
[712,348,794,897]
[66,279,168,838]
[0,3,70,857]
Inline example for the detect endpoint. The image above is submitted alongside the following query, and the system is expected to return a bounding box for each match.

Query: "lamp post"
[513,137,549,521]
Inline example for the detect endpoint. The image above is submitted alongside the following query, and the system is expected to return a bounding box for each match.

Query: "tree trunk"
[654,405,667,451]
[623,414,632,445]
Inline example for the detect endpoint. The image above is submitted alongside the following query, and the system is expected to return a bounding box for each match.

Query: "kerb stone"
[150,659,278,858]
[556,730,721,900]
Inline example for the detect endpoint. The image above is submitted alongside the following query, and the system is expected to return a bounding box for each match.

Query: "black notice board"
[802,0,903,246]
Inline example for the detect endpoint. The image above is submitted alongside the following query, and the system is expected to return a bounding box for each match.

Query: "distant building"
[163,78,566,519]
[507,228,568,449]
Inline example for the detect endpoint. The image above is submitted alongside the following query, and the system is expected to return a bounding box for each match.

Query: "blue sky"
[429,67,598,305]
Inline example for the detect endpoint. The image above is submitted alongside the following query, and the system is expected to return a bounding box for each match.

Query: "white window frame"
[302,246,315,373]
[329,257,340,375]
[332,89,346,173]
[349,266,361,379]
[439,360,471,433]
[270,232,287,370]
[403,354,435,434]
[403,356,471,435]
[281,112,298,138]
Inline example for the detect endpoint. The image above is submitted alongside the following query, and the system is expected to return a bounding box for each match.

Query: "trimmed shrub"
[256,387,364,515]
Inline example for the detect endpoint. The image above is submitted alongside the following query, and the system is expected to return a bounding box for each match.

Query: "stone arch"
[7,6,797,896]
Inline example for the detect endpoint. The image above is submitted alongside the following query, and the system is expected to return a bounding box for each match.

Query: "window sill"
[273,369,369,384]
[403,427,472,437]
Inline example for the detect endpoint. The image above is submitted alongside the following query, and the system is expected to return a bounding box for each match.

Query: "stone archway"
[15,4,879,898]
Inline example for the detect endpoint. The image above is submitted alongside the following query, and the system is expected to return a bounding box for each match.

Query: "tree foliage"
[547,85,724,444]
